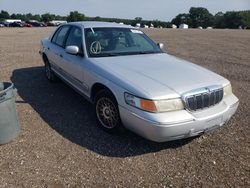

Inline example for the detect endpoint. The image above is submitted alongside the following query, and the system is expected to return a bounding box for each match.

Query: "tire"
[44,59,57,82]
[94,89,123,133]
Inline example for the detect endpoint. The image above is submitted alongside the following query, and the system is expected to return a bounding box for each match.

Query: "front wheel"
[94,90,123,133]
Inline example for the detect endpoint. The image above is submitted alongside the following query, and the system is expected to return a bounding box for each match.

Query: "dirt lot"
[0,27,249,187]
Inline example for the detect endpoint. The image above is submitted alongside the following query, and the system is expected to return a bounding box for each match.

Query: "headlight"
[223,83,232,97]
[124,93,184,113]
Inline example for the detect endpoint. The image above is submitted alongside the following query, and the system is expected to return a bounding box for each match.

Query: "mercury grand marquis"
[39,21,239,142]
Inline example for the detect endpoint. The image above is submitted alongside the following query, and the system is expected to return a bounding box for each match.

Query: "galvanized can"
[0,82,20,144]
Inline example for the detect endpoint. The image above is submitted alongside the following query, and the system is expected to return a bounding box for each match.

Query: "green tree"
[214,12,226,28]
[41,13,55,22]
[224,11,243,28]
[189,7,214,28]
[32,14,41,21]
[14,14,26,20]
[93,16,101,21]
[10,13,17,19]
[26,13,33,20]
[0,10,10,21]
[67,11,85,22]
[55,15,66,21]
[171,13,191,26]
[135,17,142,22]
[240,10,250,28]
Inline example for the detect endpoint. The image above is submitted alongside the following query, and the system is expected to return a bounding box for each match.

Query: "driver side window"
[65,27,83,54]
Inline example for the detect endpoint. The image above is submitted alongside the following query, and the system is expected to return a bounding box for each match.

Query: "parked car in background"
[40,21,239,142]
[40,22,47,27]
[0,21,8,27]
[47,20,67,26]
[9,22,24,27]
[46,22,56,26]
[25,21,46,27]
[23,23,32,27]
[32,22,43,27]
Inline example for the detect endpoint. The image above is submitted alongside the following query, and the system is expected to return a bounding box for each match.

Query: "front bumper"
[119,94,239,142]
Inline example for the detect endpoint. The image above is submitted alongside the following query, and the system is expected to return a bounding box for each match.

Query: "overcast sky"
[1,0,250,21]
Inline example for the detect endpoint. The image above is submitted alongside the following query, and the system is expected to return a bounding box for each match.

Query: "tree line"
[171,7,250,29]
[0,10,170,28]
[1,7,250,29]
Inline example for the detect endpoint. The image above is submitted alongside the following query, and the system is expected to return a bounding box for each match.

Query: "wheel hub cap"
[103,107,111,118]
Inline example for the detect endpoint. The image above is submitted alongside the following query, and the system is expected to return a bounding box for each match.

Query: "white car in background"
[40,21,239,142]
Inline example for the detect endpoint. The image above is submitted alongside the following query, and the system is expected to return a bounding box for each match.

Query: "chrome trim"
[182,85,223,111]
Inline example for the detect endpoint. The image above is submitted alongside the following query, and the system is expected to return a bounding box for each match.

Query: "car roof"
[67,21,134,29]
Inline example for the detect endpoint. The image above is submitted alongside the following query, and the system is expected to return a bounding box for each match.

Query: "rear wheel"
[44,59,57,82]
[94,89,122,133]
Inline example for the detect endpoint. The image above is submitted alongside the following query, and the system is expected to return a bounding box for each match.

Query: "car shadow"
[11,66,195,157]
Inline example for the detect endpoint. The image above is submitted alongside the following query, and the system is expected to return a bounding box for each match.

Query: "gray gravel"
[0,27,249,187]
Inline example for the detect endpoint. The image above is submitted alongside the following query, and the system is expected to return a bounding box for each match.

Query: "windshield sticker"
[90,41,102,54]
[130,29,143,34]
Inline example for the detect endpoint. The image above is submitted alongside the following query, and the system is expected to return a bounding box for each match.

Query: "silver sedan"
[40,21,239,142]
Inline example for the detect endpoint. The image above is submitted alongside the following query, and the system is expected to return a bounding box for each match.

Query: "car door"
[47,25,71,76]
[62,26,88,93]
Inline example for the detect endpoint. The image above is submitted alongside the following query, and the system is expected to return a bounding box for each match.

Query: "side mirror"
[65,46,79,55]
[157,43,164,50]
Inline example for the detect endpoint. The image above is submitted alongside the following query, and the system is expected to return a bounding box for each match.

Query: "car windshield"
[85,27,163,57]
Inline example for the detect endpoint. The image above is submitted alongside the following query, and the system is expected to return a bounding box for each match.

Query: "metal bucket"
[0,82,20,144]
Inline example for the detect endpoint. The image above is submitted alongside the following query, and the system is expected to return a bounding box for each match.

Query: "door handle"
[47,47,50,50]
[59,54,63,58]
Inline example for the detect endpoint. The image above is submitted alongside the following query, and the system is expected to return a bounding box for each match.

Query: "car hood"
[90,53,226,99]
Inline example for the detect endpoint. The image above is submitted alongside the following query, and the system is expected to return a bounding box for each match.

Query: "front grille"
[183,86,223,111]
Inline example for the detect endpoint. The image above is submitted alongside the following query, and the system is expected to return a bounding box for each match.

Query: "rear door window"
[51,25,71,47]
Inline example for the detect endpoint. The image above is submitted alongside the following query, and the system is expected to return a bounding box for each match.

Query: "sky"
[0,0,250,21]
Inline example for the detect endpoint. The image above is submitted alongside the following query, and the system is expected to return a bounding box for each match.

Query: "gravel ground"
[0,27,249,187]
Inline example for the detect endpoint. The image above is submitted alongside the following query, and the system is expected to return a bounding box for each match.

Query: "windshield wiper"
[93,51,159,57]
[92,53,120,57]
[138,51,158,54]
[106,53,120,56]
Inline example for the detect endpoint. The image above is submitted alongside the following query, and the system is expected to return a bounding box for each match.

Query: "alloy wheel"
[96,97,119,129]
